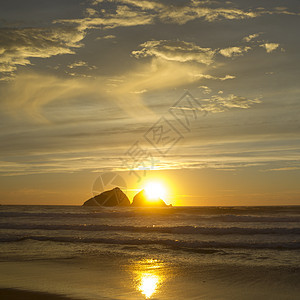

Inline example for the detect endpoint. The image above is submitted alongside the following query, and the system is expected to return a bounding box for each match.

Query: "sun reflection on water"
[139,273,159,298]
[131,259,166,299]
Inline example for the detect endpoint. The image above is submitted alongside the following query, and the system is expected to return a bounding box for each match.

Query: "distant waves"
[1,235,299,250]
[1,223,300,235]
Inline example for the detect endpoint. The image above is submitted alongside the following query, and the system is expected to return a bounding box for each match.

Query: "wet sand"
[0,288,76,300]
[0,254,299,300]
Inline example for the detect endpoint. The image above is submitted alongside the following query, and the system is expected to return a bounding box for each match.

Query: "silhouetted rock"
[83,187,130,207]
[131,189,170,207]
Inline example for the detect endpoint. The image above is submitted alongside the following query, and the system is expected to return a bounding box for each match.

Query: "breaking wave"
[1,235,299,250]
[1,223,300,235]
[1,210,299,223]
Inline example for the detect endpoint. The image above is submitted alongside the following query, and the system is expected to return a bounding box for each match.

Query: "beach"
[0,288,75,300]
[0,205,299,299]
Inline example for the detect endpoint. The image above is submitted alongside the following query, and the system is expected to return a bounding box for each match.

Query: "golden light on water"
[130,259,166,299]
[138,274,159,298]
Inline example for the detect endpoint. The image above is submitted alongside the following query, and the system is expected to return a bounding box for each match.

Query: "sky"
[0,0,299,206]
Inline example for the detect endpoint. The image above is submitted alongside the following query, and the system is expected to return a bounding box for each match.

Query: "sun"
[144,182,166,200]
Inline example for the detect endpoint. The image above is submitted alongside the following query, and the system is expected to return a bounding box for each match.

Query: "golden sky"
[0,0,299,205]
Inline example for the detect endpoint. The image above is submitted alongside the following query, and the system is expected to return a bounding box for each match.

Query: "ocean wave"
[1,210,300,223]
[1,223,300,235]
[202,215,300,223]
[1,235,299,250]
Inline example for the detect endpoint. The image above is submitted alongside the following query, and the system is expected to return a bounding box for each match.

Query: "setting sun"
[144,182,167,200]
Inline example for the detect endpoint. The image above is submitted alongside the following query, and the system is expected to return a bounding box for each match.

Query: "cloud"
[88,0,298,28]
[217,36,282,58]
[272,6,300,16]
[0,1,288,80]
[1,58,201,123]
[58,5,154,30]
[95,34,116,40]
[260,43,280,53]
[58,0,294,35]
[0,53,237,126]
[201,93,261,112]
[158,4,257,24]
[132,37,281,67]
[0,25,85,78]
[169,90,261,121]
[243,33,261,42]
[219,46,251,57]
[86,8,98,17]
[269,167,300,171]
[67,60,97,70]
[103,0,258,23]
[1,73,93,122]
[108,0,164,11]
[131,89,147,94]
[198,85,212,94]
[132,40,216,65]
[68,61,88,68]
[106,59,205,112]
[194,74,236,80]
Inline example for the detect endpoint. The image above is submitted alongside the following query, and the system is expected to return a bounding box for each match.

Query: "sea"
[0,205,299,299]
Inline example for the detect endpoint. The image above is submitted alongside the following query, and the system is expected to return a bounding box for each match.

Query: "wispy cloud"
[198,85,212,94]
[170,92,261,114]
[0,26,85,79]
[0,0,298,180]
[1,73,90,122]
[68,61,89,68]
[194,74,236,81]
[243,32,262,42]
[91,0,259,25]
[88,0,299,27]
[67,60,97,71]
[0,1,290,80]
[1,136,298,176]
[132,37,282,68]
[201,94,261,112]
[268,167,300,171]
[219,46,251,57]
[95,34,116,40]
[132,40,215,65]
[58,5,154,30]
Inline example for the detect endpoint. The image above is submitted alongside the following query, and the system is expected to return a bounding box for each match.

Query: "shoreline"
[0,288,78,300]
[1,255,299,300]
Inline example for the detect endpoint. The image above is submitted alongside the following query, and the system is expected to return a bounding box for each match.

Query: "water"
[1,205,299,267]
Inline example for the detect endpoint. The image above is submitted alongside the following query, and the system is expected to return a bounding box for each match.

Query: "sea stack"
[131,189,170,207]
[83,187,130,206]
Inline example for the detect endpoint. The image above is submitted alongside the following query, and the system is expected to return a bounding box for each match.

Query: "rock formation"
[131,189,170,207]
[83,187,130,207]
[83,187,171,207]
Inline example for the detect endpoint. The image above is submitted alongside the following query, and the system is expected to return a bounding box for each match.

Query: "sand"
[0,288,76,300]
[0,254,299,300]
